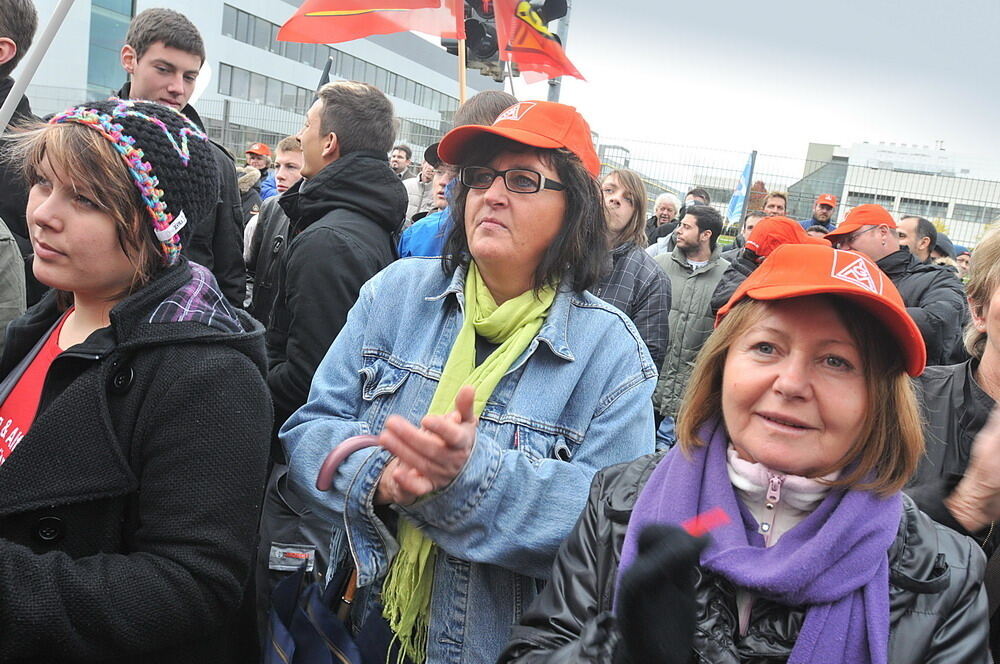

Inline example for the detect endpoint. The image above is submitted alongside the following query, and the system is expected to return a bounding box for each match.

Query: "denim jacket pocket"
[359,357,413,427]
[514,425,577,466]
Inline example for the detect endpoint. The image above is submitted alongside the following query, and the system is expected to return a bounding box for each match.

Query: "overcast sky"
[507,0,1000,167]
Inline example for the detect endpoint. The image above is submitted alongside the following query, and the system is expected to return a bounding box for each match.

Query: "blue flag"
[726,151,756,224]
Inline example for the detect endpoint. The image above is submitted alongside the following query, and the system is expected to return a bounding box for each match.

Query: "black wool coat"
[0,261,271,663]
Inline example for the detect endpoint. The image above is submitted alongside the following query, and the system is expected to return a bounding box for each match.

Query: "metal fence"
[25,84,1000,247]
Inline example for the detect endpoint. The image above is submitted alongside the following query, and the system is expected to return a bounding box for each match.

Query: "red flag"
[494,0,584,81]
[278,0,464,44]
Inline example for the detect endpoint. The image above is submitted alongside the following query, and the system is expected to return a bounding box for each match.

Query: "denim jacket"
[280,257,657,664]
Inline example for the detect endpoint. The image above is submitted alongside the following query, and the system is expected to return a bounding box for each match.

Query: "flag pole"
[0,0,76,136]
[457,39,468,105]
[738,150,758,224]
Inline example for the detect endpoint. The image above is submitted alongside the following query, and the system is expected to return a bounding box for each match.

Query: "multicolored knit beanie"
[48,99,218,265]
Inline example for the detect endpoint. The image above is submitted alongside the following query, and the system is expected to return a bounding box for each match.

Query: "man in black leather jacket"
[825,205,967,365]
[498,454,989,664]
[116,9,246,306]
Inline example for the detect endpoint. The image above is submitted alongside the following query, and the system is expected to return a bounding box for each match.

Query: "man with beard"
[652,205,729,448]
[798,193,838,231]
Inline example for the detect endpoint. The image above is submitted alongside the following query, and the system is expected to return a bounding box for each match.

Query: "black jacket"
[116,84,247,307]
[710,251,756,314]
[246,195,291,327]
[0,261,271,663]
[0,76,33,244]
[0,76,47,306]
[876,249,967,366]
[266,151,406,436]
[907,360,1000,651]
[499,454,989,664]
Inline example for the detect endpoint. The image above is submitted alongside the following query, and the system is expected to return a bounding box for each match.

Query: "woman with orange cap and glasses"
[500,243,989,663]
[279,101,656,664]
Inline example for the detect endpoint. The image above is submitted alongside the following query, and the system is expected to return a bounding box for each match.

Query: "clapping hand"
[375,385,478,507]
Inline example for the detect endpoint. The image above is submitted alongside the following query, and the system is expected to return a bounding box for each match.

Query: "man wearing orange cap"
[825,204,967,365]
[711,216,829,314]
[798,193,838,232]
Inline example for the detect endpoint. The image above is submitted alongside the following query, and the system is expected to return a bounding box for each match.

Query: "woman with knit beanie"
[500,243,989,663]
[280,101,656,664]
[0,99,271,662]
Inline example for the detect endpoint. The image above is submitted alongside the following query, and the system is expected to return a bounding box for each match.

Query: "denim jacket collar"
[428,261,575,362]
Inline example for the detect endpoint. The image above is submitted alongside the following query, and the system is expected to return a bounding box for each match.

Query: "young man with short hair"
[653,205,730,447]
[118,8,246,306]
[267,81,406,433]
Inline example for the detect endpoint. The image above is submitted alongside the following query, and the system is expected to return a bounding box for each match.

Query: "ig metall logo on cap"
[495,102,536,124]
[831,250,883,294]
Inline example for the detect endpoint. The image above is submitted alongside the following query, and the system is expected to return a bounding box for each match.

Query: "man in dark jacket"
[826,204,966,366]
[117,9,246,306]
[266,80,406,434]
[0,0,47,306]
[256,81,404,639]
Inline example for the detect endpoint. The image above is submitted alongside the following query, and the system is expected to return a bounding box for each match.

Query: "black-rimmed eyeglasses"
[460,166,566,194]
[833,225,879,249]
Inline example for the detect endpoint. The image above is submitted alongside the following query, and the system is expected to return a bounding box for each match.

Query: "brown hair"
[0,0,37,80]
[276,135,302,154]
[965,224,1000,358]
[676,295,923,496]
[603,169,648,249]
[125,8,205,64]
[12,122,162,301]
[766,191,788,205]
[316,81,395,156]
[452,90,518,127]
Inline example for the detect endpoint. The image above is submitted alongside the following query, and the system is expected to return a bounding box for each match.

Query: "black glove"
[614,524,708,664]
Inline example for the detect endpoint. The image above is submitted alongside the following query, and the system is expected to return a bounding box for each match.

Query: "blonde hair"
[603,169,648,248]
[965,224,1000,359]
[676,296,923,495]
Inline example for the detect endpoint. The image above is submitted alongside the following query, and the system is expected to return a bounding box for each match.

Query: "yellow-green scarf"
[381,263,556,663]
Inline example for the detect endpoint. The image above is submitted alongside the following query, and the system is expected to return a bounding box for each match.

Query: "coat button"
[109,367,134,394]
[34,516,65,543]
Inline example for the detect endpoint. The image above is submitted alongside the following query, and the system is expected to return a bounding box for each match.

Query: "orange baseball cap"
[246,142,271,156]
[437,101,601,177]
[716,244,926,376]
[815,193,838,207]
[745,216,830,260]
[824,203,896,242]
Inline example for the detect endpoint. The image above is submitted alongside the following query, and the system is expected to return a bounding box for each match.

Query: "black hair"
[686,187,711,205]
[902,215,937,249]
[686,205,723,251]
[392,144,412,160]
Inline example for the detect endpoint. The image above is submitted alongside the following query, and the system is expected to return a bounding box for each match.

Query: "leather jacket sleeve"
[497,468,624,663]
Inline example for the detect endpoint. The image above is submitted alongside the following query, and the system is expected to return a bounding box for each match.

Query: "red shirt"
[0,309,72,464]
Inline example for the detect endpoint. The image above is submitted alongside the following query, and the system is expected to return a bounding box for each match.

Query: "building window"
[222,5,237,38]
[87,0,133,97]
[219,62,316,115]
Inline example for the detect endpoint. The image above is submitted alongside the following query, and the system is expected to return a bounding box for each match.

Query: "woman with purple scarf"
[499,243,990,664]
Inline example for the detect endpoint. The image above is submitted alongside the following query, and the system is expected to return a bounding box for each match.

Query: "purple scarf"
[618,419,902,664]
